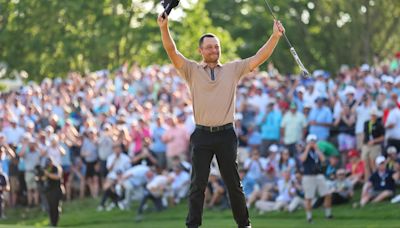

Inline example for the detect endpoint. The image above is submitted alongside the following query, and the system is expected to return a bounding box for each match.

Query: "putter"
[161,0,180,19]
[263,0,310,77]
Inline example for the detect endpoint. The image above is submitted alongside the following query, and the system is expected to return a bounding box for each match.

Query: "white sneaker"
[391,194,400,204]
[106,203,115,211]
[96,206,105,212]
[118,202,126,210]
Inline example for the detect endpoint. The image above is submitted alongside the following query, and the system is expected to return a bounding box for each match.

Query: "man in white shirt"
[3,119,24,146]
[167,164,190,205]
[385,101,400,153]
[117,164,150,208]
[104,144,131,190]
[280,103,307,156]
[136,170,168,222]
[355,94,376,150]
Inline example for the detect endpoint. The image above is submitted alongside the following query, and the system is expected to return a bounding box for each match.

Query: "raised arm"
[248,20,284,71]
[157,13,185,69]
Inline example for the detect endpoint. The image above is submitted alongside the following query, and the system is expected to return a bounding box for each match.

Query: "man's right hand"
[157,13,168,29]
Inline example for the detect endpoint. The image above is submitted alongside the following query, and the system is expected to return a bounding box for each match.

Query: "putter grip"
[290,47,310,76]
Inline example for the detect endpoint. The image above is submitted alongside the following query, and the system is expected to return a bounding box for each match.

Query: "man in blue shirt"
[150,117,167,169]
[308,97,333,141]
[258,102,282,156]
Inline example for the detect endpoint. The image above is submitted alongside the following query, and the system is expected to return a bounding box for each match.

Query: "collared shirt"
[176,58,251,126]
[281,111,307,144]
[308,106,333,140]
[259,110,282,140]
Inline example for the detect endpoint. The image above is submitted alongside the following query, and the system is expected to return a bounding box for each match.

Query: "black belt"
[196,123,233,132]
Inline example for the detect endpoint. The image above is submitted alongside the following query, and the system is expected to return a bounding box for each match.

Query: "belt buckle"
[210,126,214,132]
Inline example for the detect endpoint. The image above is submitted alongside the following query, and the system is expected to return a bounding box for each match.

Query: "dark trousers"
[46,189,62,226]
[100,188,121,207]
[137,189,164,214]
[186,128,250,228]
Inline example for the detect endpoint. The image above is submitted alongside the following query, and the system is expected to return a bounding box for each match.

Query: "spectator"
[135,169,168,222]
[204,169,228,210]
[150,117,167,169]
[300,134,332,223]
[70,157,86,200]
[280,102,307,156]
[385,101,400,153]
[18,138,41,207]
[277,148,296,176]
[362,108,385,181]
[118,164,150,208]
[334,104,356,163]
[308,97,333,141]
[386,146,398,171]
[255,169,294,213]
[345,149,365,186]
[258,101,282,156]
[360,156,396,207]
[167,163,190,206]
[98,123,114,179]
[162,116,189,169]
[0,167,9,219]
[355,94,375,150]
[243,149,267,186]
[81,128,99,198]
[103,144,131,191]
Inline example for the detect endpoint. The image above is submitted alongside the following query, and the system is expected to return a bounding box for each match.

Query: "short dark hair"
[199,33,217,47]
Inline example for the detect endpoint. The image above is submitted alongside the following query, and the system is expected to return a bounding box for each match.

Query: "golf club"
[263,0,310,77]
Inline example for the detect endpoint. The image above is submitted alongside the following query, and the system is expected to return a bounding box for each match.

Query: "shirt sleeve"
[175,57,196,83]
[231,58,252,80]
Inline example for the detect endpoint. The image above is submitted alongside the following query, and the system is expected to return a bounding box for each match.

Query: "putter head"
[161,0,180,17]
[301,69,310,78]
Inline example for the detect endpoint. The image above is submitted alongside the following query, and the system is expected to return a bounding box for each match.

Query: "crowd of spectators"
[0,55,400,221]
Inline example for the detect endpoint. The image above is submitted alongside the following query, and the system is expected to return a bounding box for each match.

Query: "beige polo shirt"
[176,57,251,126]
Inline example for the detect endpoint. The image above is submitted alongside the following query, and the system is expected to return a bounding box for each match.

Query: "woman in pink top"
[162,116,189,168]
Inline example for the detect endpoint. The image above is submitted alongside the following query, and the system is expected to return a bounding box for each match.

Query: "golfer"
[158,12,284,228]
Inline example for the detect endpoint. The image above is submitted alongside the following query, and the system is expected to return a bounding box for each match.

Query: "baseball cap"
[344,86,356,95]
[306,134,318,143]
[369,107,382,117]
[296,86,306,94]
[313,70,324,78]
[375,156,386,166]
[387,146,397,154]
[348,149,359,158]
[360,64,370,72]
[269,144,279,153]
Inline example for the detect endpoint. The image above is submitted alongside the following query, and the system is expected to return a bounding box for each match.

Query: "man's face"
[199,37,221,63]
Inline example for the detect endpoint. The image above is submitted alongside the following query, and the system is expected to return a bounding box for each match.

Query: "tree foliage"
[0,0,399,81]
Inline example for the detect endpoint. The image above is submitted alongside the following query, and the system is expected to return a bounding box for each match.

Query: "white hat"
[296,86,306,94]
[313,70,324,78]
[360,64,370,72]
[375,155,386,166]
[306,134,318,142]
[387,146,397,154]
[269,144,279,153]
[22,132,32,140]
[369,107,382,117]
[383,76,394,84]
[50,134,59,142]
[344,86,356,95]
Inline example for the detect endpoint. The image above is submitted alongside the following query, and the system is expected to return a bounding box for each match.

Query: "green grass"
[0,196,399,228]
